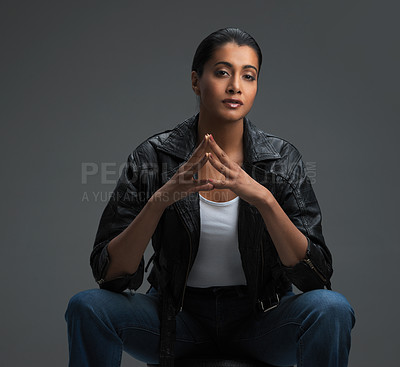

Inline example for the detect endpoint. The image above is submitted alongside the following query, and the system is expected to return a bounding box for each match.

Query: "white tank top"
[186,193,247,287]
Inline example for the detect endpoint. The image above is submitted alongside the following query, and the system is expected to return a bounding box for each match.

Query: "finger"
[189,180,215,193]
[206,178,229,190]
[188,134,210,161]
[207,134,233,167]
[208,153,233,178]
[183,152,210,179]
[180,136,209,172]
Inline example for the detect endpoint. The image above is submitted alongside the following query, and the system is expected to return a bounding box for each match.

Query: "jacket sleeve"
[89,150,149,293]
[279,151,333,291]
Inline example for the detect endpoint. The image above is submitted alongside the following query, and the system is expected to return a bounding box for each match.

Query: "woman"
[65,28,355,367]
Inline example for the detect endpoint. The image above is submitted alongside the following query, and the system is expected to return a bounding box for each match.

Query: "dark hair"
[192,27,262,78]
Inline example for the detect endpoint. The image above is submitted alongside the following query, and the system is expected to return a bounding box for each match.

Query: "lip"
[222,98,243,105]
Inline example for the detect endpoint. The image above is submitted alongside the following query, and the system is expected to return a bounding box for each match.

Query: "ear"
[191,71,200,96]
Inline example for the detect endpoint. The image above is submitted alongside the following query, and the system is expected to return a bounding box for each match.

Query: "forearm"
[105,191,167,280]
[255,188,308,267]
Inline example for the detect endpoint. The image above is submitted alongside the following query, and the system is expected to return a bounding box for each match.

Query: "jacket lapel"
[157,113,281,162]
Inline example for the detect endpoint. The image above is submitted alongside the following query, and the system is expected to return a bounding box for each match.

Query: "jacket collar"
[157,113,281,163]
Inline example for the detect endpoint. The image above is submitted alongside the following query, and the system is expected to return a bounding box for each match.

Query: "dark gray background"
[1,1,399,366]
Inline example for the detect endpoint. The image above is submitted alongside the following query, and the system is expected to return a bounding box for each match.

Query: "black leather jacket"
[90,113,333,366]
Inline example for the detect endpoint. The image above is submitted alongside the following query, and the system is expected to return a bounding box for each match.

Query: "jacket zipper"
[260,239,264,286]
[303,257,327,283]
[175,204,193,312]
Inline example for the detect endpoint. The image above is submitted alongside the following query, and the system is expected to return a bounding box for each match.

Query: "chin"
[202,105,248,123]
[221,110,247,122]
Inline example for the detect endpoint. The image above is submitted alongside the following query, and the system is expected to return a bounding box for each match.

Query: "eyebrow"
[214,61,258,74]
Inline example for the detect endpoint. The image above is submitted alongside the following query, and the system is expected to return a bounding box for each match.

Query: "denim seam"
[119,325,160,336]
[85,304,124,344]
[118,326,205,344]
[234,319,302,342]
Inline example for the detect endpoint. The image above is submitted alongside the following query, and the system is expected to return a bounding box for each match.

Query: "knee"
[306,289,356,330]
[65,289,103,323]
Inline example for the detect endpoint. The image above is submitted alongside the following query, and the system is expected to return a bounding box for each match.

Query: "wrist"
[253,186,275,211]
[149,190,170,212]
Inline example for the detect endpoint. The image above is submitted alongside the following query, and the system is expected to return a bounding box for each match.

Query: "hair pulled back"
[192,27,262,78]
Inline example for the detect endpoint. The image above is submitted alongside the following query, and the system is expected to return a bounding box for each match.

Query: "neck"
[196,112,244,155]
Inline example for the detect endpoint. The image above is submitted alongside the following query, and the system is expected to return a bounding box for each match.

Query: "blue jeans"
[65,285,355,367]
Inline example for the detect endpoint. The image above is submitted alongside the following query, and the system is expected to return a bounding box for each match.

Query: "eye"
[215,70,229,77]
[243,74,256,81]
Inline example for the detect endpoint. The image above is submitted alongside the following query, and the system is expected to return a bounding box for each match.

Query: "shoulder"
[267,132,302,166]
[131,130,171,162]
[128,115,195,164]
[245,118,303,175]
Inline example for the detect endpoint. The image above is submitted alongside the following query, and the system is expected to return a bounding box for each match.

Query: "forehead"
[206,42,259,69]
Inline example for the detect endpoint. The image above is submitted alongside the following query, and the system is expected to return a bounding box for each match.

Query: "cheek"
[248,86,258,101]
[201,85,220,103]
[245,89,257,111]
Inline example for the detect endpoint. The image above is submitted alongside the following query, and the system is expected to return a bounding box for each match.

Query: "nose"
[228,87,241,94]
[227,75,241,94]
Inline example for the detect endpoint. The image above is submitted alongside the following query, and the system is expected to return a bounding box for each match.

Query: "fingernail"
[209,134,214,142]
